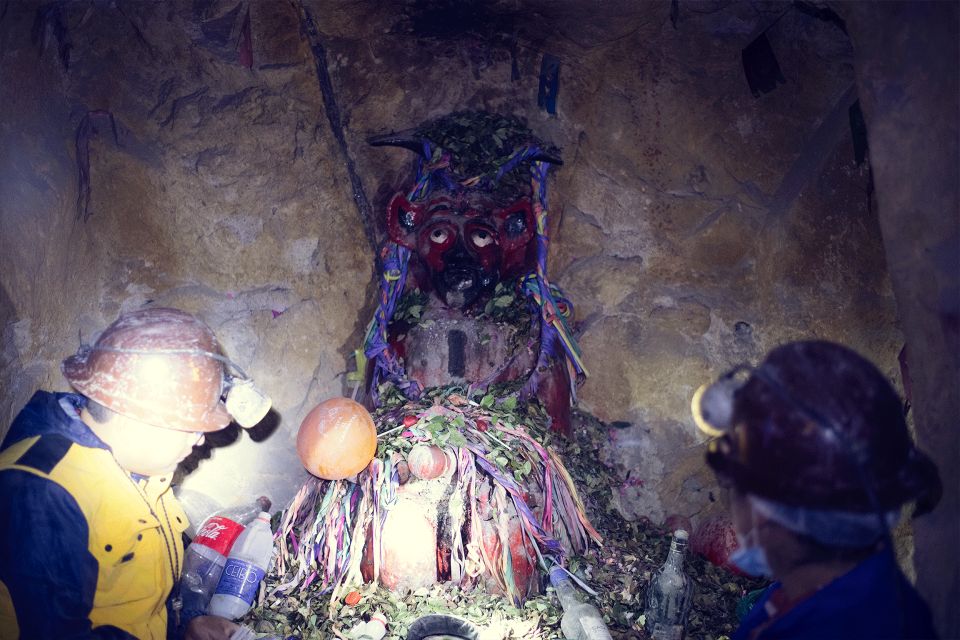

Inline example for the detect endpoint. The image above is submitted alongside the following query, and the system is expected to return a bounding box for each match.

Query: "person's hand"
[184,615,241,640]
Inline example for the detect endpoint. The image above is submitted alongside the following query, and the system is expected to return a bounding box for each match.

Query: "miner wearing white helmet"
[0,308,270,640]
[693,340,941,639]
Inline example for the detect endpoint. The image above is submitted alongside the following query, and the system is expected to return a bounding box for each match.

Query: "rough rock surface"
[841,4,959,636]
[0,0,913,545]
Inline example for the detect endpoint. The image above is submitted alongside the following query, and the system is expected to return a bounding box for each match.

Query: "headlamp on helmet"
[74,344,273,430]
[62,308,272,432]
[691,365,753,437]
[223,373,272,428]
[690,341,941,520]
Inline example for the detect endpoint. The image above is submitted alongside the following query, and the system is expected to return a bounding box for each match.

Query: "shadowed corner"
[172,407,282,483]
[245,407,281,443]
[172,423,238,483]
[0,281,19,433]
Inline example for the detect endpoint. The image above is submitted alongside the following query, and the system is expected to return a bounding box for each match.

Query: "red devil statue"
[361,111,587,436]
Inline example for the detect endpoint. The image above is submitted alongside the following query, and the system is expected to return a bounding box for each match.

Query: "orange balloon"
[296,398,377,480]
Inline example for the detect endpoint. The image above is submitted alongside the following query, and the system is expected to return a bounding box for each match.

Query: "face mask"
[729,530,774,578]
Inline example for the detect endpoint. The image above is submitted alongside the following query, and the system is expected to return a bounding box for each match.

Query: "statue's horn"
[530,151,563,166]
[367,131,426,158]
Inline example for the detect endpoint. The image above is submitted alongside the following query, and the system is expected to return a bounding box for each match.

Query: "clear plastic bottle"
[208,511,274,620]
[348,611,387,640]
[549,566,614,640]
[180,497,271,616]
[644,530,694,640]
[174,487,223,538]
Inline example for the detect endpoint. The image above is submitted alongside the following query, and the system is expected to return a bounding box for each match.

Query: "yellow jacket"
[0,392,188,639]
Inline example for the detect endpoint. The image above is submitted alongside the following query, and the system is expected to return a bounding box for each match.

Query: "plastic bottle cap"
[674,529,689,540]
[344,590,362,606]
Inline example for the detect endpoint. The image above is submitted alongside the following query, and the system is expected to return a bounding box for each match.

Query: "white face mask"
[729,528,774,578]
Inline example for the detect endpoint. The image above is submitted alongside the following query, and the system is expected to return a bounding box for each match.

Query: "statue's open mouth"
[439,267,484,308]
[447,269,475,292]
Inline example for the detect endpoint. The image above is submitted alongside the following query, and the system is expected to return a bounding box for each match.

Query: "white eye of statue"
[471,229,494,247]
[430,228,449,244]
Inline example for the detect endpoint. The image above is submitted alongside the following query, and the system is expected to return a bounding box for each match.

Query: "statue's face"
[387,190,535,308]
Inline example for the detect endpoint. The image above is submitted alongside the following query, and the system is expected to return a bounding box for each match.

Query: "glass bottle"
[549,566,614,640]
[644,530,694,640]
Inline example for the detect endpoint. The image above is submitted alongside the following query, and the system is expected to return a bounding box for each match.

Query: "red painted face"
[387,191,535,308]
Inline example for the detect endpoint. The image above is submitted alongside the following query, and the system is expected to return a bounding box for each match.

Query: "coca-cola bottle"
[180,496,271,616]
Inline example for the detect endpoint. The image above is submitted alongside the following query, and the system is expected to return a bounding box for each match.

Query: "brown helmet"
[62,307,232,432]
[697,341,941,514]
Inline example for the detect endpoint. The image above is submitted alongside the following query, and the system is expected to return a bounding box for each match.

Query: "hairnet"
[748,493,900,548]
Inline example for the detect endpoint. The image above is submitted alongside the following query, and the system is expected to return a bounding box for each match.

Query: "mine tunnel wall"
[0,1,955,634]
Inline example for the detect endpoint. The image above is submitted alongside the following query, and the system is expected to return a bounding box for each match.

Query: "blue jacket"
[0,391,188,639]
[734,548,937,640]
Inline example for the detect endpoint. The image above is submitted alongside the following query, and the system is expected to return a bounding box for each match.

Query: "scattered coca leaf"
[245,396,766,639]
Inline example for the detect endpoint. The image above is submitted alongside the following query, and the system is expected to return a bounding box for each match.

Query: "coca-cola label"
[194,517,243,556]
[214,558,265,604]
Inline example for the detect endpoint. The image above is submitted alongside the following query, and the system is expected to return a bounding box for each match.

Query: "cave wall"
[842,3,960,636]
[0,0,901,530]
[0,0,374,509]
[0,0,937,599]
